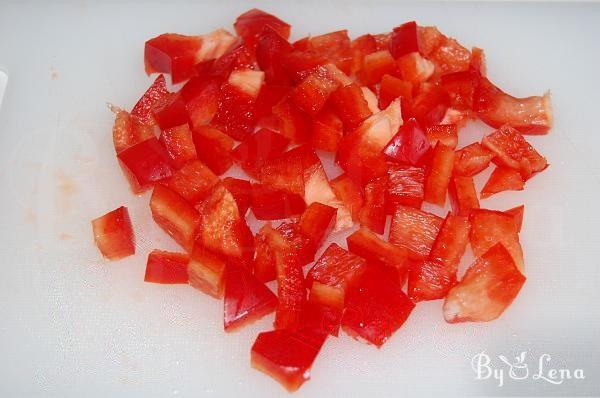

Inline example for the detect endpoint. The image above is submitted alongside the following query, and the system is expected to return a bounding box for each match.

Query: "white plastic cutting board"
[1,1,599,397]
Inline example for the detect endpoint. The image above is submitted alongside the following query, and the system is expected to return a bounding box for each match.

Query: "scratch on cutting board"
[56,170,79,213]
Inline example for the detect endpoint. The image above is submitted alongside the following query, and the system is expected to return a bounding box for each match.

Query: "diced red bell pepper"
[395,52,435,87]
[144,33,202,84]
[181,77,220,129]
[306,243,367,308]
[188,242,228,298]
[258,151,305,196]
[91,206,135,260]
[440,70,477,111]
[196,185,255,266]
[300,301,343,337]
[194,29,237,65]
[159,124,197,168]
[266,222,316,270]
[272,95,312,143]
[255,25,293,85]
[424,142,456,206]
[166,159,218,206]
[290,66,339,116]
[379,74,413,110]
[389,205,443,260]
[254,84,289,128]
[311,108,344,152]
[234,8,291,51]
[281,49,327,83]
[271,238,307,330]
[351,34,378,74]
[470,47,486,75]
[341,264,415,347]
[298,202,337,248]
[151,92,189,131]
[448,176,479,216]
[482,124,548,180]
[144,250,189,284]
[251,327,327,392]
[453,142,494,177]
[131,74,170,126]
[426,124,458,149]
[150,185,200,252]
[390,21,419,58]
[469,209,524,272]
[227,69,265,99]
[331,173,364,221]
[253,224,278,283]
[251,184,306,220]
[429,214,470,270]
[307,30,352,74]
[505,205,525,232]
[410,83,450,127]
[117,137,174,193]
[111,108,154,154]
[329,83,373,130]
[386,162,425,210]
[346,228,410,285]
[222,177,252,216]
[383,118,431,166]
[357,50,398,86]
[480,166,525,199]
[474,76,553,135]
[192,125,234,175]
[358,176,387,234]
[232,128,289,175]
[428,36,471,76]
[210,42,256,79]
[443,243,526,323]
[224,265,278,331]
[373,33,392,50]
[211,83,257,141]
[417,26,445,56]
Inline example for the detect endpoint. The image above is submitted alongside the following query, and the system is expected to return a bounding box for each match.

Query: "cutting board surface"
[1,1,599,397]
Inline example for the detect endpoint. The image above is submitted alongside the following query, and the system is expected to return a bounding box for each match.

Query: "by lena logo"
[471,351,585,387]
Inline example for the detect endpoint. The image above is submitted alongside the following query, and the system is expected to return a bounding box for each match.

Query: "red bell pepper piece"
[357,50,398,86]
[117,137,174,193]
[341,264,415,347]
[424,142,456,206]
[232,128,289,175]
[159,123,197,169]
[290,66,339,116]
[131,74,170,126]
[192,125,234,175]
[311,108,344,152]
[211,83,257,141]
[426,124,458,149]
[474,76,553,135]
[358,176,387,234]
[209,42,255,79]
[470,47,487,75]
[272,239,307,330]
[482,124,548,180]
[430,214,471,271]
[251,327,327,392]
[196,185,255,267]
[144,250,189,284]
[386,162,425,210]
[480,166,525,199]
[330,173,364,221]
[150,185,200,252]
[390,21,419,58]
[300,301,343,337]
[111,107,154,154]
[389,205,443,260]
[410,83,450,127]
[505,205,525,232]
[253,224,280,283]
[234,9,291,50]
[443,243,526,323]
[351,34,377,74]
[453,142,494,177]
[224,265,278,331]
[91,206,135,260]
[255,25,293,85]
[379,74,413,110]
[298,202,337,248]
[222,177,252,216]
[306,243,367,308]
[395,52,435,87]
[227,69,265,99]
[440,70,477,111]
[166,159,218,206]
[181,77,220,129]
[251,184,306,220]
[383,118,431,166]
[151,92,189,131]
[448,175,479,216]
[272,95,312,143]
[329,83,373,130]
[281,49,327,83]
[144,33,202,84]
[469,209,524,272]
[254,84,289,128]
[346,228,410,285]
[428,36,471,76]
[257,151,305,196]
[307,30,352,74]
[188,242,228,298]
